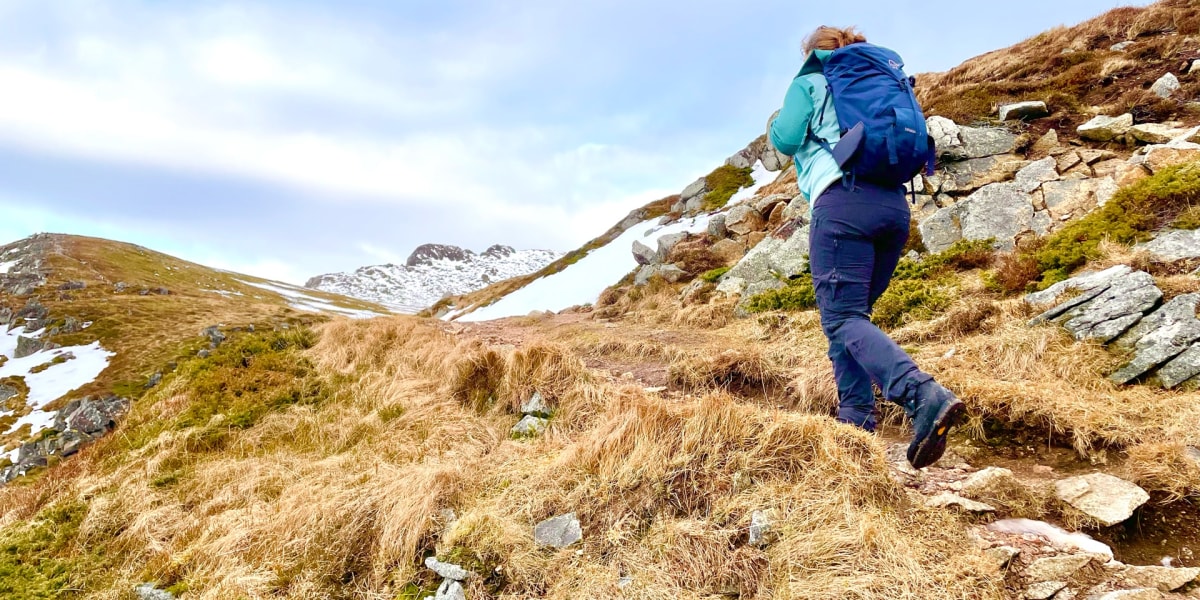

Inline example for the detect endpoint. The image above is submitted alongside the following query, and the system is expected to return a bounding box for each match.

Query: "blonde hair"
[803,26,867,54]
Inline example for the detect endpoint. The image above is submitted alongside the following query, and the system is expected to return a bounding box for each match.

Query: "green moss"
[700,266,731,283]
[0,500,104,599]
[744,274,817,313]
[702,165,755,211]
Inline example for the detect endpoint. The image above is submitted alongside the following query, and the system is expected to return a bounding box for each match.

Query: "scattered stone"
[1110,41,1135,51]
[983,546,1021,572]
[512,415,549,437]
[197,349,210,359]
[521,392,551,417]
[1054,473,1149,526]
[999,101,1050,122]
[144,372,163,389]
[533,513,582,548]
[432,579,466,600]
[709,238,745,265]
[1138,229,1200,262]
[1015,157,1060,193]
[1031,270,1160,343]
[960,126,1019,159]
[425,557,474,581]
[748,510,773,547]
[963,467,1020,498]
[114,282,128,293]
[1024,581,1068,600]
[1151,72,1181,99]
[926,492,995,512]
[617,575,634,588]
[1030,129,1061,158]
[201,326,226,347]
[632,241,656,266]
[134,584,175,600]
[725,204,766,237]
[656,233,688,263]
[58,280,85,291]
[13,335,44,359]
[1117,565,1200,592]
[1078,114,1134,142]
[707,214,728,239]
[1130,123,1188,145]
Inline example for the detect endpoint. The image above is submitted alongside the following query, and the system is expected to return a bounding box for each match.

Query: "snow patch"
[729,161,775,206]
[203,288,244,298]
[455,215,711,322]
[0,327,114,439]
[0,260,17,274]
[237,280,386,319]
[987,519,1113,558]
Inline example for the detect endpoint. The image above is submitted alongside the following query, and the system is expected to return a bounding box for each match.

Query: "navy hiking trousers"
[808,181,933,432]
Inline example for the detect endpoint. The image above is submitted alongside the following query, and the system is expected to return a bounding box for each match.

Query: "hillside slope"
[0,234,388,471]
[7,3,1200,600]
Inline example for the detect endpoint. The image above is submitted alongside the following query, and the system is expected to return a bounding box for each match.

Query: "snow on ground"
[202,288,244,298]
[237,280,386,319]
[0,327,115,447]
[728,161,775,206]
[456,214,711,322]
[0,260,17,274]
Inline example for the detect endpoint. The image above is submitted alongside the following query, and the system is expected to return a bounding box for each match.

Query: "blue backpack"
[809,43,936,188]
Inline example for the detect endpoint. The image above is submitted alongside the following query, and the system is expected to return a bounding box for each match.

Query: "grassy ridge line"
[918,1,1200,128]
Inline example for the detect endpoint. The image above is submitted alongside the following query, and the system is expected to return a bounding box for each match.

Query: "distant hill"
[305,243,561,313]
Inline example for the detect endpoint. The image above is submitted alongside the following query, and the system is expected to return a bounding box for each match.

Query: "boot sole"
[909,400,966,470]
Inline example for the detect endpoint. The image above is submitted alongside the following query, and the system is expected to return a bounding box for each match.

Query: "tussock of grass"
[702,165,755,211]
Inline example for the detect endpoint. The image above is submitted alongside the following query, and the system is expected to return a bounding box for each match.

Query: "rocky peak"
[405,244,476,267]
[482,244,516,259]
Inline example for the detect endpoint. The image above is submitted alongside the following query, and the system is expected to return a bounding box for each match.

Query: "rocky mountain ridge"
[305,242,561,313]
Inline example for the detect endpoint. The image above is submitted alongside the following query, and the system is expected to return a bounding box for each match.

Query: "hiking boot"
[906,381,966,469]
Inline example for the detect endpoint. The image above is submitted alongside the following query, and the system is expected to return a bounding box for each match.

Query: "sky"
[0,0,1154,284]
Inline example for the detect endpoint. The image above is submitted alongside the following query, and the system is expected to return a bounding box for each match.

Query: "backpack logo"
[888,59,901,69]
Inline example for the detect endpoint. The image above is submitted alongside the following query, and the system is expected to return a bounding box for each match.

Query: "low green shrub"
[744,274,817,313]
[1171,205,1200,230]
[0,500,103,599]
[702,165,755,211]
[871,279,954,329]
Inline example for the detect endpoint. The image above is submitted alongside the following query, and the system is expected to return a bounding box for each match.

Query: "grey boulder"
[1151,72,1181,99]
[1078,114,1134,142]
[425,557,474,581]
[534,512,582,548]
[1138,228,1200,262]
[632,241,656,266]
[1054,473,1149,526]
[999,101,1049,121]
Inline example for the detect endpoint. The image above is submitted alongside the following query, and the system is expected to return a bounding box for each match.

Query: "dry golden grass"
[0,312,1013,599]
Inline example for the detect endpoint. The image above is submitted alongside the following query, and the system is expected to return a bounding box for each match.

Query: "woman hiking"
[768,25,965,469]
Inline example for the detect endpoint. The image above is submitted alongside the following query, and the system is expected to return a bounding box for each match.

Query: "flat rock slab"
[1092,590,1165,600]
[1065,273,1160,342]
[1117,565,1200,592]
[1138,228,1200,262]
[983,546,1021,572]
[1054,473,1149,526]
[1000,101,1050,122]
[1078,114,1134,142]
[534,512,582,548]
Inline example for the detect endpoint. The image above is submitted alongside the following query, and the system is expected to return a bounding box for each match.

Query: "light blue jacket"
[769,49,844,205]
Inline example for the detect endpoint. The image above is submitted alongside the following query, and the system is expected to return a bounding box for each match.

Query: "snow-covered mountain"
[304,243,562,313]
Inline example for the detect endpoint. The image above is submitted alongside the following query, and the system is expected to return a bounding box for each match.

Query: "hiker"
[768,26,965,469]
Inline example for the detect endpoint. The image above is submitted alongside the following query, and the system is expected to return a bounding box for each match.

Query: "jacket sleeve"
[768,77,814,157]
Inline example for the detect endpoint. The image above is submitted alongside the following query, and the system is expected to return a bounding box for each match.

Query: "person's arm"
[769,77,815,157]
